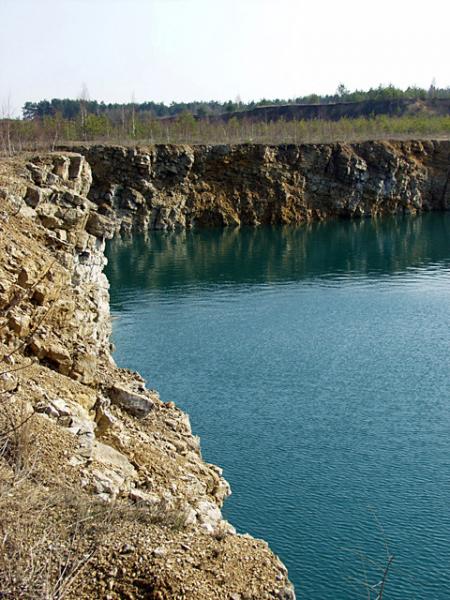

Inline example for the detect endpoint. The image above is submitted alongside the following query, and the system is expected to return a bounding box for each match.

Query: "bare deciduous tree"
[78,83,90,137]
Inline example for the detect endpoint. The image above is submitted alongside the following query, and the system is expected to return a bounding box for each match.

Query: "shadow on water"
[106,214,450,295]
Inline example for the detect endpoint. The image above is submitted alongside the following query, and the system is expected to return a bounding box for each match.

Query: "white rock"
[129,488,160,506]
[50,397,71,417]
[196,500,222,527]
[93,441,135,473]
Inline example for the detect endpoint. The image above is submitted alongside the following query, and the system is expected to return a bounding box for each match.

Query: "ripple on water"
[107,214,450,600]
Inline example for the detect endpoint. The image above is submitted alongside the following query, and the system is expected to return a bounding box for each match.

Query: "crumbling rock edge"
[0,151,296,599]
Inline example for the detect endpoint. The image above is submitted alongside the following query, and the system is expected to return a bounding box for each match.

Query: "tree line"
[22,84,450,121]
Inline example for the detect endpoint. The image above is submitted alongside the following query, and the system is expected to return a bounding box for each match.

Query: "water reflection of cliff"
[105,213,450,294]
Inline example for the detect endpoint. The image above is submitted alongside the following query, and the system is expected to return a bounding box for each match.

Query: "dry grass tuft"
[0,483,96,600]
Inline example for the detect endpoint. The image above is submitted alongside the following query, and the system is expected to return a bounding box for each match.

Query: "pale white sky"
[0,0,448,116]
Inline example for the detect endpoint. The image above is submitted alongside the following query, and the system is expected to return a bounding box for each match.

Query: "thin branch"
[0,359,34,378]
[376,555,395,600]
[368,506,391,559]
[0,411,34,438]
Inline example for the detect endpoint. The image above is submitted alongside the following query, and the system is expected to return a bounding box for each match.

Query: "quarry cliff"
[65,140,450,233]
[1,139,450,598]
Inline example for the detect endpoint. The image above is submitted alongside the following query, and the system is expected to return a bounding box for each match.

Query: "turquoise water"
[106,214,450,599]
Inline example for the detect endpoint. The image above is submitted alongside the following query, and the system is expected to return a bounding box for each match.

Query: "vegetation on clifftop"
[1,113,450,155]
[1,84,450,154]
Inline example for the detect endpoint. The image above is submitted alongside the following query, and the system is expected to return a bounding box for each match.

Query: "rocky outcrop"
[63,140,450,233]
[0,153,295,599]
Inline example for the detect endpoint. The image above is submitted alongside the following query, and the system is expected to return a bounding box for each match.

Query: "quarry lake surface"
[106,214,450,600]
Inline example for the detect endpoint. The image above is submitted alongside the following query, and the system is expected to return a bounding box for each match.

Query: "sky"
[0,0,449,116]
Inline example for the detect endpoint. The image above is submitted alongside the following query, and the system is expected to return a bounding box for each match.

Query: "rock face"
[63,140,450,233]
[0,152,295,599]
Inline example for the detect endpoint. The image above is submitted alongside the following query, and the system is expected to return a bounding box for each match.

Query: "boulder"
[92,441,135,475]
[108,384,155,418]
[71,353,97,385]
[56,207,88,230]
[52,156,70,180]
[196,499,222,531]
[86,212,116,239]
[29,337,72,374]
[8,312,30,337]
[68,155,85,179]
[95,404,116,435]
[25,185,45,208]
